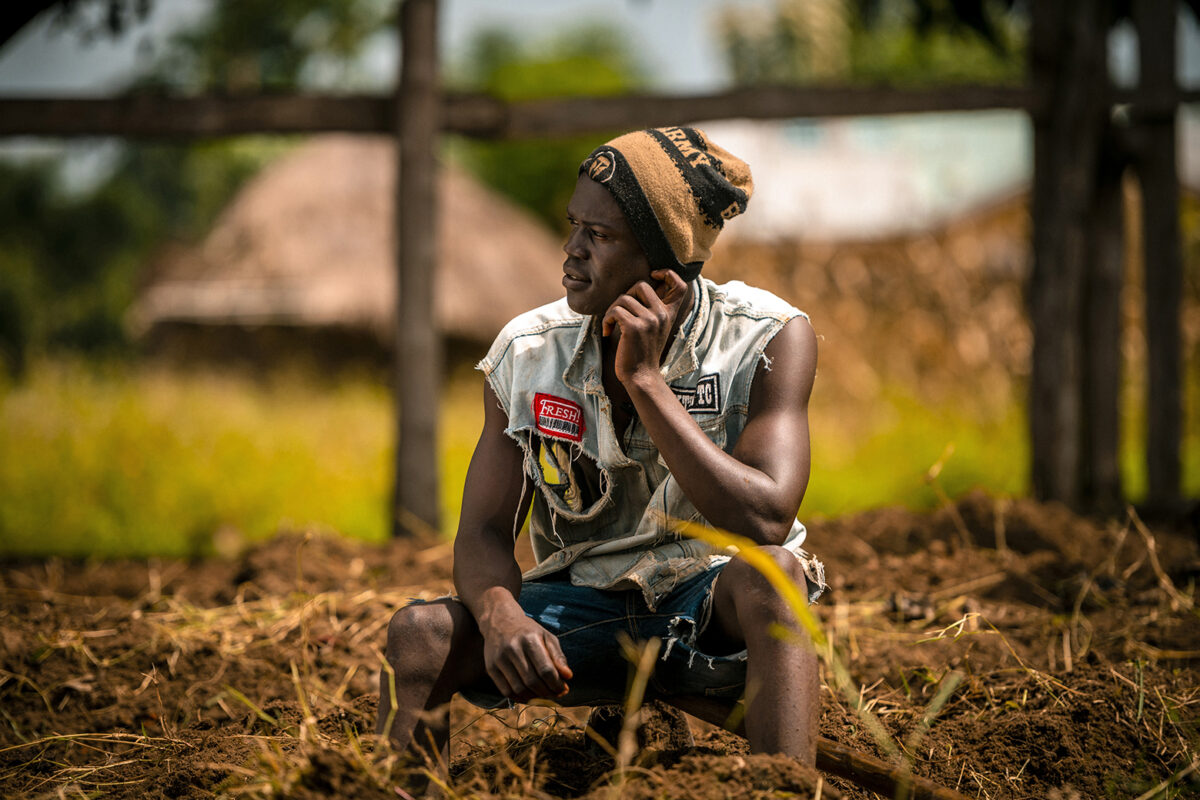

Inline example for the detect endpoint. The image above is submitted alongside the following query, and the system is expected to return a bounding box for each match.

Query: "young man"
[377,127,826,766]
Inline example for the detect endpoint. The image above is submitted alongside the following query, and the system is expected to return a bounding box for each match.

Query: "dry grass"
[3,497,1197,798]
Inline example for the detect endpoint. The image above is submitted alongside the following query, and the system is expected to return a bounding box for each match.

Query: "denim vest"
[478,278,823,609]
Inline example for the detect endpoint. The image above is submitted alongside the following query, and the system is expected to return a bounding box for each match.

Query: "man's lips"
[562,265,590,289]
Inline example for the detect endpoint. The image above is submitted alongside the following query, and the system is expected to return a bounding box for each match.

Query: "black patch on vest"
[672,373,721,414]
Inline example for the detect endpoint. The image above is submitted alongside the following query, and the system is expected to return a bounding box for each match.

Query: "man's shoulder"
[500,297,583,336]
[704,278,808,322]
[478,298,584,373]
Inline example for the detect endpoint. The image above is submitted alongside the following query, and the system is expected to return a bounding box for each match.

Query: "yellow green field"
[0,358,1194,558]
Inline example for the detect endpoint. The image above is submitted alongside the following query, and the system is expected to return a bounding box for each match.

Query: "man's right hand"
[477,591,573,703]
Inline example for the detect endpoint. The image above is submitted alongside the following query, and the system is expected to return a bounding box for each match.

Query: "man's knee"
[722,546,810,622]
[385,599,467,670]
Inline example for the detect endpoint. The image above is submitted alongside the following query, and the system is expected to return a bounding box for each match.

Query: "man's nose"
[563,227,587,259]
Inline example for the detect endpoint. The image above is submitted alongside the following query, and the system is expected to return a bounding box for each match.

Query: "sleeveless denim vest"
[478,278,824,610]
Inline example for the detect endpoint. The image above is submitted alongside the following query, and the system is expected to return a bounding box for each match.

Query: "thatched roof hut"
[130,135,567,350]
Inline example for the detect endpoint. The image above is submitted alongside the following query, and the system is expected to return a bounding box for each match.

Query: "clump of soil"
[2,495,1198,799]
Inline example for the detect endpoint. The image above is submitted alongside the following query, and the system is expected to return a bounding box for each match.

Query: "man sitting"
[377,126,826,767]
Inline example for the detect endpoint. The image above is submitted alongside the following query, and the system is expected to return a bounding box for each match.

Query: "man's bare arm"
[606,270,816,546]
[452,381,573,701]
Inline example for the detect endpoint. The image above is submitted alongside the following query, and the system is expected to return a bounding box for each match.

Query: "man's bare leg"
[700,546,820,764]
[376,599,488,765]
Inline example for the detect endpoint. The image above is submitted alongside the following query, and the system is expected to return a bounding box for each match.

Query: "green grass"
[0,361,393,557]
[804,388,1030,518]
[1,358,1196,558]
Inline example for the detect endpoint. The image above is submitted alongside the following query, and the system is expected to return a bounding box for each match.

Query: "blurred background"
[0,0,1197,558]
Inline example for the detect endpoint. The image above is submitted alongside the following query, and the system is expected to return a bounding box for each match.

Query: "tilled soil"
[2,493,1198,799]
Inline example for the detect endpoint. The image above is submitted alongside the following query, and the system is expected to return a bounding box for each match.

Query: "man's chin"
[564,290,596,316]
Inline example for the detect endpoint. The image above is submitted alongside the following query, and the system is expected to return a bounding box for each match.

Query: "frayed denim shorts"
[460,563,752,709]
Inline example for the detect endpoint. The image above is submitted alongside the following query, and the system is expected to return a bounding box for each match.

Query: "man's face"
[562,175,653,317]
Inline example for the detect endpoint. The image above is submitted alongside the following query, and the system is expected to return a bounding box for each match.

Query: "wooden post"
[392,0,441,537]
[1082,125,1127,511]
[1028,1,1109,507]
[1132,0,1183,511]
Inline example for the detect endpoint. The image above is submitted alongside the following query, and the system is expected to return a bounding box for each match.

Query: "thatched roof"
[130,135,566,344]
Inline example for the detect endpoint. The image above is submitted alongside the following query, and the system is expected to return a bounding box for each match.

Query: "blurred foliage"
[0,140,288,376]
[718,0,1026,87]
[0,156,149,372]
[139,0,391,93]
[36,0,391,91]
[0,0,392,375]
[2,0,1036,377]
[37,0,154,44]
[855,0,1018,49]
[445,24,645,230]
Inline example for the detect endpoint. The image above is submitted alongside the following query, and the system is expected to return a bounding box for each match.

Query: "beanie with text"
[579,127,753,281]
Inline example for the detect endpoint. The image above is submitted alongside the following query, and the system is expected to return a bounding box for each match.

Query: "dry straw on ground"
[1,494,1198,799]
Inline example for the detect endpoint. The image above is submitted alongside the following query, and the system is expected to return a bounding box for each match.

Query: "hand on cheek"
[602,269,689,382]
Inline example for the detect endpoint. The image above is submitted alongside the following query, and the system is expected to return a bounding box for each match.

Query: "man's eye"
[590,230,608,240]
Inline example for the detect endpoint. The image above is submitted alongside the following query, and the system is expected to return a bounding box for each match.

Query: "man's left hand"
[602,269,690,384]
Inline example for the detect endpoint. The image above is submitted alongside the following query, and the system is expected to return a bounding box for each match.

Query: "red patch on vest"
[533,393,585,442]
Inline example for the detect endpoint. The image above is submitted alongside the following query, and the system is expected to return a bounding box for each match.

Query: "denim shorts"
[459,564,753,709]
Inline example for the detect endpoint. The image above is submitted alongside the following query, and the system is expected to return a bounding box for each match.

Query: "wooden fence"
[0,0,1190,531]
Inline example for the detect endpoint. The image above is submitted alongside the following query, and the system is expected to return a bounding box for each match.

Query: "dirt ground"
[2,493,1198,799]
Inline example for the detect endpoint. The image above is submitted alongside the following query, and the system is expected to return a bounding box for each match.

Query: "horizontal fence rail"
[0,85,1056,139]
[2,85,1193,140]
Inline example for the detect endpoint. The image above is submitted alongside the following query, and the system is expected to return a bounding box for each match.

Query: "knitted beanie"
[578,127,753,282]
